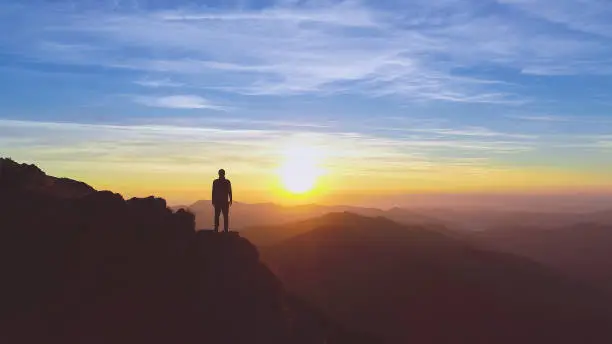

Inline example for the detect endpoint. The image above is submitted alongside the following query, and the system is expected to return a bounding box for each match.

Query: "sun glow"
[279,145,324,194]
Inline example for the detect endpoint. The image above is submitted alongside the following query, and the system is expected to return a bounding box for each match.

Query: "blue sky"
[1,0,612,203]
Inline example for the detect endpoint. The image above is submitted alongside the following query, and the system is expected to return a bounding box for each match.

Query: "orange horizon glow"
[38,155,612,207]
[5,129,612,208]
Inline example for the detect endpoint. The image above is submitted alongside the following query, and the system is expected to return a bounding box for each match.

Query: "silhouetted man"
[212,169,232,232]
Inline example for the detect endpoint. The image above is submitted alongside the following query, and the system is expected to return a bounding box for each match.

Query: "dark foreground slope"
[262,213,612,344]
[0,159,375,344]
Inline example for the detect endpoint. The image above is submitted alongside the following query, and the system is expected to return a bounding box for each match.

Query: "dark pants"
[214,202,230,232]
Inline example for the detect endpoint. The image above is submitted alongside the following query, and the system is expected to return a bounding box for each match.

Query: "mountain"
[586,209,612,225]
[181,197,612,236]
[471,222,612,295]
[241,208,449,247]
[411,207,612,231]
[0,158,95,197]
[0,158,375,344]
[180,199,439,233]
[261,212,612,344]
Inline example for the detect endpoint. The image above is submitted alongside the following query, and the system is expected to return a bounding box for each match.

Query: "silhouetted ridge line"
[0,157,95,198]
[181,197,442,233]
[0,158,376,344]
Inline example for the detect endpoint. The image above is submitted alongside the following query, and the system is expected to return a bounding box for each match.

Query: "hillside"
[241,210,449,247]
[471,223,612,295]
[411,207,612,231]
[261,213,612,344]
[0,158,375,344]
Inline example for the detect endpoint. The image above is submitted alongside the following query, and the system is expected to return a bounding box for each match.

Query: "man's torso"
[212,178,231,204]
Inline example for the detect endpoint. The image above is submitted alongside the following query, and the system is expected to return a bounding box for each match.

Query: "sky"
[1,0,612,206]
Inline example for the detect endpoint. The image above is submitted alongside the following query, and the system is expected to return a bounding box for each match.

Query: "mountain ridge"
[179,197,442,232]
[260,212,612,344]
[177,196,612,234]
[471,222,612,295]
[0,158,375,344]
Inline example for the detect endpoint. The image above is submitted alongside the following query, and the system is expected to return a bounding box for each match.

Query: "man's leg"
[222,202,229,233]
[214,204,221,232]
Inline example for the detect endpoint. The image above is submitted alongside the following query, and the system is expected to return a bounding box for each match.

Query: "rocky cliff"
[0,158,374,344]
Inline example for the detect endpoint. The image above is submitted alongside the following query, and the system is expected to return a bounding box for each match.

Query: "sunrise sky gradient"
[1,0,612,205]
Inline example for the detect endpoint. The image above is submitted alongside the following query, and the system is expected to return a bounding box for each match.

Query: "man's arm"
[228,180,233,205]
[211,180,216,205]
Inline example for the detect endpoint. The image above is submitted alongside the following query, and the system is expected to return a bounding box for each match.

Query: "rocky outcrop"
[0,158,95,198]
[0,158,373,344]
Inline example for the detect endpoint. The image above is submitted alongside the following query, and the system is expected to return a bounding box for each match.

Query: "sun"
[279,146,323,194]
[280,161,319,194]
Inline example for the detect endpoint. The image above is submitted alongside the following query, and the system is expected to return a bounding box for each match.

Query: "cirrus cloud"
[133,95,227,110]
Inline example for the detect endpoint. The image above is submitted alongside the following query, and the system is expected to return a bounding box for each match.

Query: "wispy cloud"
[507,114,572,122]
[507,114,612,124]
[0,118,533,172]
[498,0,612,38]
[377,126,536,140]
[133,95,227,110]
[134,79,183,88]
[2,0,612,103]
[1,1,612,199]
[0,1,541,102]
[3,118,610,198]
[157,2,383,28]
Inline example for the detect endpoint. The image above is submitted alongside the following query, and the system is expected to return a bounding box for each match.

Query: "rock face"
[0,158,95,198]
[0,158,374,344]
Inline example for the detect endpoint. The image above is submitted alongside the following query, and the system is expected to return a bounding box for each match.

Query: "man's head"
[218,169,226,179]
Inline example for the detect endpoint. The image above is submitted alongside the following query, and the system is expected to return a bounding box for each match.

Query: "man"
[212,169,232,232]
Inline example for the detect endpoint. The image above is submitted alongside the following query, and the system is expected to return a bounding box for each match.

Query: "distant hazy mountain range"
[173,200,441,232]
[176,199,612,234]
[471,222,612,295]
[257,212,612,344]
[413,207,612,231]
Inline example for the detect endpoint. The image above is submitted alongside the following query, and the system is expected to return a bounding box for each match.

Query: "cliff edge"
[0,158,375,344]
